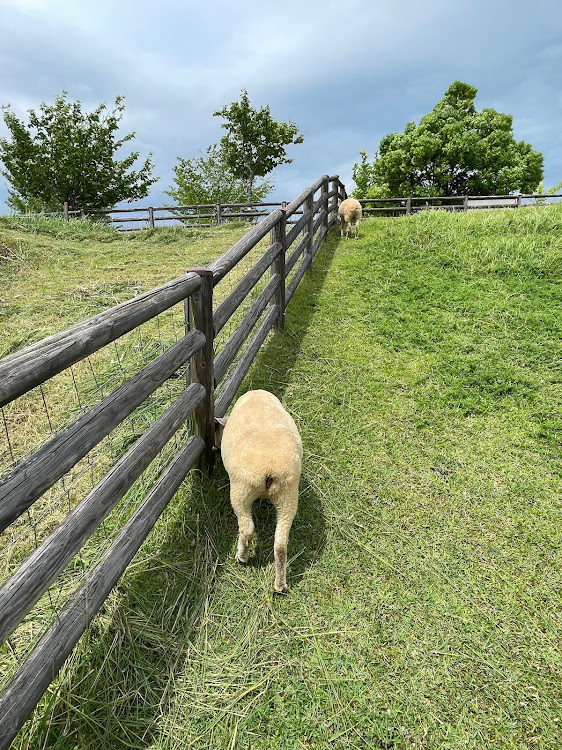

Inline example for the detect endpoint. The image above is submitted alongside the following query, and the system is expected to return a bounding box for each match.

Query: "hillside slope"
[0,216,251,357]
[3,205,562,749]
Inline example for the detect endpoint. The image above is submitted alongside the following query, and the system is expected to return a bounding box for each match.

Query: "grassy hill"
[0,215,254,357]
[1,205,562,749]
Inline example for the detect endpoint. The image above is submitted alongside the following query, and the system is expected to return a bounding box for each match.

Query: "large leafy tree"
[353,81,544,198]
[165,144,272,206]
[0,92,157,211]
[214,89,303,201]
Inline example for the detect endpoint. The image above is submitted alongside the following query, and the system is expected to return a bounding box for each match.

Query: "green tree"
[533,179,562,205]
[351,151,375,198]
[214,89,303,201]
[0,92,157,212]
[165,144,272,206]
[354,81,544,198]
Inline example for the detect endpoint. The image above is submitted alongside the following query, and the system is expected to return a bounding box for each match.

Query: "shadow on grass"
[25,231,339,750]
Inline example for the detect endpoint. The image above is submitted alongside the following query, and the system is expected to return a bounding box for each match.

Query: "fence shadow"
[26,230,339,749]
[237,226,339,402]
[28,469,237,748]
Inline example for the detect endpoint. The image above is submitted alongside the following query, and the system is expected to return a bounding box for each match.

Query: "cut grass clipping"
[1,205,561,749]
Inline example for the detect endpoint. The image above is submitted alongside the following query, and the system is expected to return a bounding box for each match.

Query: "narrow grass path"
[159,208,561,749]
[8,206,562,749]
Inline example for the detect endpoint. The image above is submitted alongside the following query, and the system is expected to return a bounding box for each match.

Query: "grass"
[0,214,255,356]
[2,205,562,748]
[0,214,268,705]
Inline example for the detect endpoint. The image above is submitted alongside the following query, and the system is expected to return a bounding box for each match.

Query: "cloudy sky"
[1,0,561,210]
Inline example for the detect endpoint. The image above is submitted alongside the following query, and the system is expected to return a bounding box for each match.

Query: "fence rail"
[0,173,345,748]
[359,192,562,216]
[61,199,306,231]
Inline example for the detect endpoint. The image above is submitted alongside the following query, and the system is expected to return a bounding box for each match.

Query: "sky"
[1,0,561,211]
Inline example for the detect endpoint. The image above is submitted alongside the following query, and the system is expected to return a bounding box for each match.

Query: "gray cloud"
[1,0,561,211]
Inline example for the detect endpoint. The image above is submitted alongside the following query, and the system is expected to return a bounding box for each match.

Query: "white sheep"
[215,390,302,594]
[338,197,362,239]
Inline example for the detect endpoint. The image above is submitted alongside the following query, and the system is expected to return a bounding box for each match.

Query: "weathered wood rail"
[63,199,305,231]
[0,173,345,747]
[359,192,562,216]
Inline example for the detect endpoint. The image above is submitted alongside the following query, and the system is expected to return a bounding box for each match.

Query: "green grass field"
[1,205,561,749]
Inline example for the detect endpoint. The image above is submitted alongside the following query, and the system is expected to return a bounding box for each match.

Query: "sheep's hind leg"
[235,511,254,563]
[273,498,298,594]
[231,486,255,564]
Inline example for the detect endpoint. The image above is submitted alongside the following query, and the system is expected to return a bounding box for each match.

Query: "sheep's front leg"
[273,498,298,594]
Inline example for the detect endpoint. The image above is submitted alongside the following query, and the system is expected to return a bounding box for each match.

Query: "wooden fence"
[0,173,345,748]
[359,192,562,216]
[57,190,562,231]
[63,200,301,231]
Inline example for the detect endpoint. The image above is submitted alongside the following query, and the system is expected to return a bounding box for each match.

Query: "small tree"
[0,92,157,212]
[165,144,272,206]
[532,179,562,205]
[352,150,391,198]
[214,89,303,201]
[353,81,544,198]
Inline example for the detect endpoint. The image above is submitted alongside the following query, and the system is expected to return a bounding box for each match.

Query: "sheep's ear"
[214,416,227,450]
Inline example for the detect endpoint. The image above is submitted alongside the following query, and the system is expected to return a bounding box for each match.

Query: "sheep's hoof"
[235,553,249,564]
[273,584,289,595]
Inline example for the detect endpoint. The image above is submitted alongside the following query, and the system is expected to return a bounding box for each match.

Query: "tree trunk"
[246,175,254,203]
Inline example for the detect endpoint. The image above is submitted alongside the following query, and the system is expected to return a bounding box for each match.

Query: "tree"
[532,179,562,205]
[214,89,303,201]
[353,81,544,198]
[0,92,157,212]
[165,144,272,207]
[352,150,379,198]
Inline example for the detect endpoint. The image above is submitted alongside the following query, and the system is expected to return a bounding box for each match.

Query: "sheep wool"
[218,390,302,594]
[338,197,362,239]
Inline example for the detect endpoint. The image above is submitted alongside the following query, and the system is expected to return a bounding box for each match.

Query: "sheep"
[215,390,302,594]
[338,197,362,239]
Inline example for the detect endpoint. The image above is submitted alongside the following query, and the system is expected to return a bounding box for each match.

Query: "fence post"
[406,197,412,216]
[216,204,222,225]
[63,202,69,224]
[183,295,192,388]
[304,192,314,270]
[188,269,215,472]
[517,195,522,209]
[330,177,339,225]
[321,178,329,231]
[270,210,286,331]
[148,207,155,229]
[463,196,468,213]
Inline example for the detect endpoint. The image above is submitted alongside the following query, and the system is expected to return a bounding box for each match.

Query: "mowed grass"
[0,215,254,356]
[3,205,562,749]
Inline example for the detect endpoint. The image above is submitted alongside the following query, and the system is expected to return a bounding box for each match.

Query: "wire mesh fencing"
[0,295,199,694]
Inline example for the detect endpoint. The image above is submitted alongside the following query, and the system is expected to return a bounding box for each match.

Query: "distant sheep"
[215,390,302,594]
[338,198,362,239]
